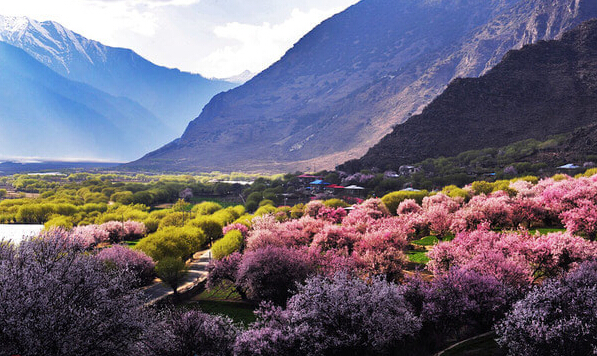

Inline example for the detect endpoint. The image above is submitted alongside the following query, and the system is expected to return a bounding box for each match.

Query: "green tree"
[156,257,188,300]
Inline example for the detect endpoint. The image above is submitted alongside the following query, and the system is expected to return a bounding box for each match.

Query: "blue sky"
[0,0,359,78]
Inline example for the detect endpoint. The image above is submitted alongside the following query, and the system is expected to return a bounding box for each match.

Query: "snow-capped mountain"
[0,41,169,161]
[0,15,106,75]
[0,14,236,133]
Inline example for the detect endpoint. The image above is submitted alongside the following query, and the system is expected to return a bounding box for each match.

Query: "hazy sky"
[0,0,359,78]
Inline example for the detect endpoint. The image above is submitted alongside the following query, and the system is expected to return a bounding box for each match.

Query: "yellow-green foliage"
[259,199,275,207]
[192,201,222,215]
[323,199,349,208]
[231,205,245,218]
[110,191,134,205]
[158,212,187,229]
[290,204,305,219]
[578,168,597,178]
[190,216,223,241]
[275,206,291,222]
[135,226,206,262]
[514,175,539,185]
[233,214,253,227]
[441,185,470,200]
[15,203,78,224]
[44,215,74,230]
[254,204,277,217]
[211,208,237,226]
[212,230,243,259]
[95,204,149,224]
[552,174,569,182]
[491,180,517,197]
[471,181,494,195]
[143,217,160,233]
[381,190,429,215]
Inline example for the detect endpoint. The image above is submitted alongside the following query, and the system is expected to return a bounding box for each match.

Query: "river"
[0,224,44,244]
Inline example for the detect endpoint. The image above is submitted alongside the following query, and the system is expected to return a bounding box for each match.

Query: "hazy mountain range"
[128,0,597,173]
[0,14,235,161]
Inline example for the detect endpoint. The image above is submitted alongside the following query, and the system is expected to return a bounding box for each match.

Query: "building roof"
[344,185,365,190]
[558,163,580,169]
[326,184,345,189]
[310,180,330,185]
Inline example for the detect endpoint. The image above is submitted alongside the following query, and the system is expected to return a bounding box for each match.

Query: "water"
[0,224,44,244]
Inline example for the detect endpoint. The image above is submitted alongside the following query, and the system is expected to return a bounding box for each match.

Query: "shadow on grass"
[181,285,257,326]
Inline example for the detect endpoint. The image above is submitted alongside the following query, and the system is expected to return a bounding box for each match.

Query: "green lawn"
[529,227,566,235]
[182,285,257,326]
[123,239,140,247]
[406,250,430,264]
[190,197,239,208]
[412,235,439,246]
[182,300,257,326]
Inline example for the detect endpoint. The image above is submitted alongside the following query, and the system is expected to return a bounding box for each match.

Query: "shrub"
[323,198,349,208]
[428,229,597,286]
[155,257,188,298]
[254,204,277,216]
[142,310,239,356]
[0,232,152,356]
[96,245,155,286]
[222,223,249,236]
[44,215,75,230]
[234,274,421,356]
[237,246,315,305]
[212,230,244,260]
[423,268,513,337]
[496,261,597,356]
[192,201,223,215]
[135,226,206,262]
[110,191,134,205]
[158,212,186,229]
[381,190,429,215]
[290,203,305,219]
[191,216,223,242]
[70,224,110,248]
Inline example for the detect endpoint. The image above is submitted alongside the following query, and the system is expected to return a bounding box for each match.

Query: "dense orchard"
[2,172,597,355]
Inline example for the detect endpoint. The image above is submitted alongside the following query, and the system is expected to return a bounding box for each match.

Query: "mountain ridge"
[0,14,236,133]
[352,19,597,172]
[0,41,170,161]
[128,0,597,173]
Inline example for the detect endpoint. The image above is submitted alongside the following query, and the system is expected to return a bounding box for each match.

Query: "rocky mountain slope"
[0,15,235,133]
[129,0,597,173]
[354,19,597,171]
[0,41,169,161]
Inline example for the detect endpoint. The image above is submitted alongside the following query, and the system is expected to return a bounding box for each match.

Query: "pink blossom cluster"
[244,199,407,278]
[96,244,155,286]
[70,220,147,248]
[222,223,250,237]
[428,228,597,286]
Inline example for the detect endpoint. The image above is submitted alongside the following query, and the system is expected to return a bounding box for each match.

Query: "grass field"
[406,250,430,264]
[182,285,257,326]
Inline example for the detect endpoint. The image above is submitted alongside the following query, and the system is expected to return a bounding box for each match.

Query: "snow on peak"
[0,14,106,73]
[0,15,30,37]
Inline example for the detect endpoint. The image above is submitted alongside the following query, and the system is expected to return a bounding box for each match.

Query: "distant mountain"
[0,41,170,161]
[352,19,597,172]
[128,0,597,173]
[0,15,235,133]
[219,70,256,84]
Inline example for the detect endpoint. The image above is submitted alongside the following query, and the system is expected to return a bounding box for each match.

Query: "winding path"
[142,250,212,306]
